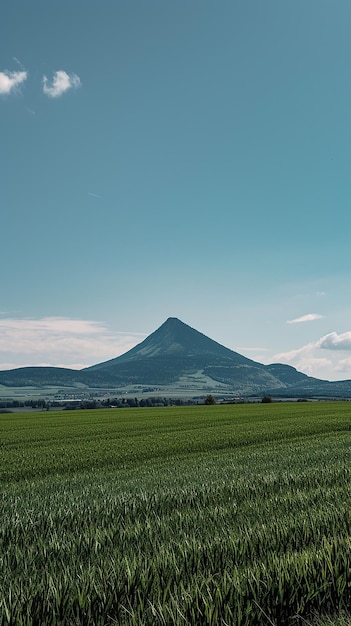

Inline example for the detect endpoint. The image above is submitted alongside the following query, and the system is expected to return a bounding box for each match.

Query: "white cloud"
[0,317,145,370]
[287,313,323,324]
[271,330,351,380]
[42,70,81,98]
[317,331,351,351]
[0,70,27,95]
[335,357,351,374]
[272,342,333,378]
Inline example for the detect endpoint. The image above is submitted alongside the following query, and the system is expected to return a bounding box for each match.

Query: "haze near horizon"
[2,1,351,381]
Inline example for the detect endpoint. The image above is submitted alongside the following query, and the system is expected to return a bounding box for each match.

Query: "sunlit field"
[1,403,351,625]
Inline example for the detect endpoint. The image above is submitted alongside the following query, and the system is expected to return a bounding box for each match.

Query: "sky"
[2,0,351,381]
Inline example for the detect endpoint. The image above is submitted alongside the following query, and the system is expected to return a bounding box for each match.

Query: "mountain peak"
[162,317,184,327]
[87,317,254,370]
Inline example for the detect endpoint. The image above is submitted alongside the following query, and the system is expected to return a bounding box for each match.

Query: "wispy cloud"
[12,57,25,70]
[287,313,323,324]
[88,192,105,199]
[43,70,81,98]
[0,70,27,95]
[0,317,145,370]
[238,347,269,352]
[317,331,351,351]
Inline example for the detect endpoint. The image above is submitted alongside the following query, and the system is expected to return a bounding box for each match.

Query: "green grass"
[1,403,351,625]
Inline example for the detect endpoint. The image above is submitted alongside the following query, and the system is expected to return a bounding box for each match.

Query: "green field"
[1,403,351,625]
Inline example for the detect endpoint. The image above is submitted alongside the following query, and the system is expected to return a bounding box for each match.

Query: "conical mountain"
[85,317,294,393]
[88,317,256,367]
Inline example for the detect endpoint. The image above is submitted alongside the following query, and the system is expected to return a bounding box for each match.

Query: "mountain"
[84,317,298,394]
[1,317,351,398]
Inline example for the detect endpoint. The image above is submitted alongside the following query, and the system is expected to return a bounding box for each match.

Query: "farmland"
[1,403,351,625]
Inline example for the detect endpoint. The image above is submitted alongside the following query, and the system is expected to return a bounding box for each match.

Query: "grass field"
[1,403,351,625]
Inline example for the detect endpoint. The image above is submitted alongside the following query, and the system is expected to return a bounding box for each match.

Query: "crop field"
[1,403,351,625]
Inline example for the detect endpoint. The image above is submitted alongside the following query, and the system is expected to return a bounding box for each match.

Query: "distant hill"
[1,317,351,398]
[0,366,115,388]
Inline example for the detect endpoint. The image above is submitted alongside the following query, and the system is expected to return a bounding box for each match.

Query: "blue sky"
[2,0,351,380]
